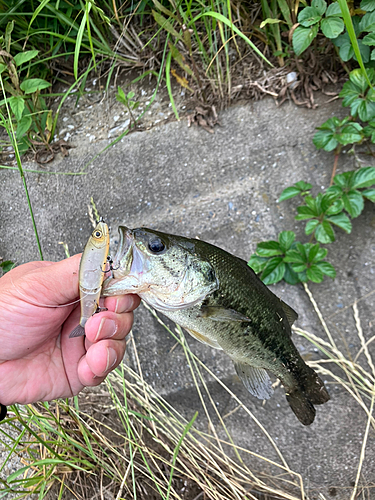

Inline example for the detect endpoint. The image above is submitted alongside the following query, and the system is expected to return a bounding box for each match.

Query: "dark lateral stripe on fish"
[69,325,86,338]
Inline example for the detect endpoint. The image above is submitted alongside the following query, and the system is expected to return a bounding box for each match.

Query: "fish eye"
[148,237,165,254]
[94,230,102,238]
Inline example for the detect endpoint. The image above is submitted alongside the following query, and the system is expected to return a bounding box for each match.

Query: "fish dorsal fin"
[234,362,274,400]
[280,300,298,327]
[198,306,251,323]
[184,327,222,350]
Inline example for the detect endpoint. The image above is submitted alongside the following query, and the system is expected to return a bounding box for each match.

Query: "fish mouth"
[102,226,148,296]
[112,226,134,275]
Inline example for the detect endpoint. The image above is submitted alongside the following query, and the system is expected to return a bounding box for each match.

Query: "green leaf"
[295,205,316,220]
[354,98,375,121]
[362,32,375,46]
[298,6,322,26]
[260,18,283,28]
[321,17,344,38]
[316,261,336,278]
[152,10,182,40]
[314,246,328,261]
[295,181,313,191]
[261,258,286,284]
[292,24,319,55]
[327,213,352,233]
[256,240,282,257]
[359,11,375,32]
[312,0,327,16]
[248,255,268,273]
[313,129,338,151]
[8,96,25,122]
[342,191,364,218]
[337,122,363,145]
[326,2,342,16]
[315,220,336,243]
[335,33,355,61]
[361,0,375,11]
[0,260,15,273]
[13,50,39,67]
[279,186,302,201]
[325,198,345,215]
[351,166,375,188]
[278,231,296,252]
[362,188,375,201]
[16,115,32,139]
[284,249,306,264]
[291,263,308,273]
[305,219,320,235]
[283,263,301,285]
[307,265,324,282]
[307,243,321,262]
[20,78,51,94]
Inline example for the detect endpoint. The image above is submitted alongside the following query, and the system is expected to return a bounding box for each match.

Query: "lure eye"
[148,238,165,254]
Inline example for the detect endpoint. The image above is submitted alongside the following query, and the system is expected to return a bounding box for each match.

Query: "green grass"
[1,285,375,499]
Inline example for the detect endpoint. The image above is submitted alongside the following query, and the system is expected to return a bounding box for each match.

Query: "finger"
[85,339,125,378]
[103,294,141,314]
[85,310,134,343]
[77,356,105,387]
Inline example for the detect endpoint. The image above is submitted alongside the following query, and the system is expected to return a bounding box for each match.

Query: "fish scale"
[102,226,330,425]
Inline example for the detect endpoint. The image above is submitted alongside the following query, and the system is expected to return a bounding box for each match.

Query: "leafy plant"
[249,166,375,285]
[339,68,375,122]
[293,0,344,56]
[312,116,363,152]
[333,2,375,64]
[0,24,53,155]
[116,87,140,127]
[249,231,335,284]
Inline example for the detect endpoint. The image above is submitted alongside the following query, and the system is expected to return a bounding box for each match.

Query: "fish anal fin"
[69,325,86,338]
[280,299,298,327]
[234,362,273,400]
[198,306,251,323]
[184,328,222,350]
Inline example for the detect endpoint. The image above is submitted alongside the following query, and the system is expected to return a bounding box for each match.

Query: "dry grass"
[1,284,375,499]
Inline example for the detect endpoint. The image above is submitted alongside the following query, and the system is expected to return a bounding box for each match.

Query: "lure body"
[69,220,110,338]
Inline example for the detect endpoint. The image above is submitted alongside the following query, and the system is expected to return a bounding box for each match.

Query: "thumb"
[6,254,82,306]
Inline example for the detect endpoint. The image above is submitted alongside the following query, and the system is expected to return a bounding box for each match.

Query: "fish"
[102,226,330,425]
[69,220,110,338]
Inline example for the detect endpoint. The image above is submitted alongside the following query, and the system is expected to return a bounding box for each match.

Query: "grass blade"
[337,0,372,87]
[188,11,273,67]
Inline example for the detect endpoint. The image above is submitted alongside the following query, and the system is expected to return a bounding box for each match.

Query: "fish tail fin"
[69,325,86,338]
[303,366,330,405]
[284,363,330,425]
[285,390,316,426]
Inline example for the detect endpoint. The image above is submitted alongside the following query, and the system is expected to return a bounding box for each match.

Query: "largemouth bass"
[69,220,110,338]
[102,226,330,425]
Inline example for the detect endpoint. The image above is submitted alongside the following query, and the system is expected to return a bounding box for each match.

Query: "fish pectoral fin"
[184,328,222,350]
[280,299,298,327]
[234,362,274,400]
[69,325,86,338]
[198,306,251,323]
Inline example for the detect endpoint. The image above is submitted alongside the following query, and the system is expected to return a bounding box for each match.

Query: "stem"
[330,145,341,186]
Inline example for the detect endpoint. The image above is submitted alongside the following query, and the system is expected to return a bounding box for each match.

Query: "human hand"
[0,254,140,406]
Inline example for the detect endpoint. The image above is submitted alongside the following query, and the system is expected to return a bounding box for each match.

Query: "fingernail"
[95,318,117,341]
[115,295,133,313]
[105,347,117,372]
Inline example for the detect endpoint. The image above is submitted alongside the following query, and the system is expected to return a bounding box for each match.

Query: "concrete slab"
[1,94,375,499]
